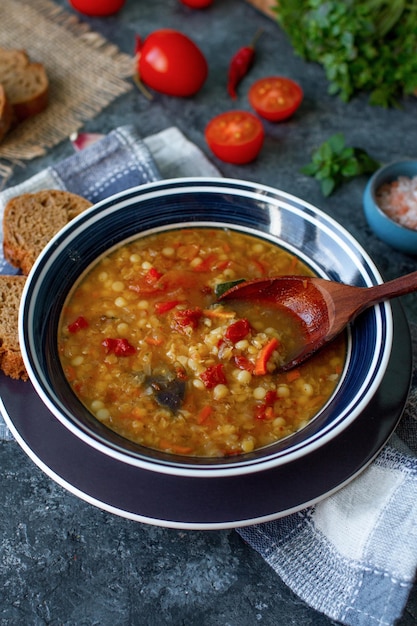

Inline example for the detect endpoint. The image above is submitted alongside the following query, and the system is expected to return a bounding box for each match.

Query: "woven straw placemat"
[0,0,134,186]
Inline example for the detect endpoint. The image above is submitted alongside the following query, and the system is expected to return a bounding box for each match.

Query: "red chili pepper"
[67,316,89,333]
[224,318,251,343]
[102,338,136,357]
[200,363,227,389]
[227,29,262,99]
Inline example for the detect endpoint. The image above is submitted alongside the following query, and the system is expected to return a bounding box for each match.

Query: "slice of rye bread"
[0,275,27,381]
[0,47,49,122]
[0,84,14,142]
[3,190,93,275]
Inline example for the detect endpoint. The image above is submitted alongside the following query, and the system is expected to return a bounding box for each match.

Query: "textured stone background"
[1,0,416,624]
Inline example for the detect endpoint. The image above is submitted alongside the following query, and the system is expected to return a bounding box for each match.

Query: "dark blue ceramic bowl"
[19,178,392,477]
[363,160,417,254]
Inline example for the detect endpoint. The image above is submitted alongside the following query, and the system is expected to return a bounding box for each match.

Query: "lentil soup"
[58,228,346,457]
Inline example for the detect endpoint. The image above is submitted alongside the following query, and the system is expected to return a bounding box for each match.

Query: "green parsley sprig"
[301,133,380,196]
[274,0,417,107]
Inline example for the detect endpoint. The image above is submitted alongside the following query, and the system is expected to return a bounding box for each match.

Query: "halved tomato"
[69,0,125,15]
[205,111,264,164]
[180,0,214,6]
[248,77,303,122]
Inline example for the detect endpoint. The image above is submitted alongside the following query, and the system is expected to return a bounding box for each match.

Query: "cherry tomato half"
[248,77,303,122]
[205,111,264,164]
[69,0,125,16]
[179,0,214,7]
[137,29,208,97]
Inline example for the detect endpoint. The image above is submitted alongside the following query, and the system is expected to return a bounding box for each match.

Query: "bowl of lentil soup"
[363,160,417,254]
[19,178,393,478]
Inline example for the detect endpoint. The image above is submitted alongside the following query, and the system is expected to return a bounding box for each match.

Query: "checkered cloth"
[1,125,416,626]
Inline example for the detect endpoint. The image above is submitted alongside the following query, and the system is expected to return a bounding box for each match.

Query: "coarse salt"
[376,175,417,230]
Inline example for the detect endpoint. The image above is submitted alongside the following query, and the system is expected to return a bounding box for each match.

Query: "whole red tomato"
[69,0,125,16]
[248,77,303,122]
[179,0,214,7]
[137,30,208,97]
[205,111,264,164]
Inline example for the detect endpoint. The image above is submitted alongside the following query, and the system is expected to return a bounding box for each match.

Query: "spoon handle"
[365,269,417,305]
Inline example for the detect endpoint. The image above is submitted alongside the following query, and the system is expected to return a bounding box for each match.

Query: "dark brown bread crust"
[0,84,14,142]
[0,275,27,381]
[1,190,92,381]
[3,190,93,275]
[0,47,49,123]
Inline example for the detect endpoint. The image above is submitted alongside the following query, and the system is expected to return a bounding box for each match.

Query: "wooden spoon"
[218,270,417,371]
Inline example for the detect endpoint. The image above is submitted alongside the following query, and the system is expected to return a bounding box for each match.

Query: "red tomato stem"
[132,74,154,101]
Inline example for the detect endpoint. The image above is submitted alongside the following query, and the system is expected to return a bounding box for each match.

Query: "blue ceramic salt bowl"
[363,160,417,255]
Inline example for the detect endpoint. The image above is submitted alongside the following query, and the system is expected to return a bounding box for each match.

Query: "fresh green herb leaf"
[301,133,380,196]
[321,177,336,197]
[274,0,417,107]
[328,132,346,154]
[214,279,245,298]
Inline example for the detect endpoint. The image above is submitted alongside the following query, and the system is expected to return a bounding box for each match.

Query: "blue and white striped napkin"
[238,413,417,626]
[0,125,416,626]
